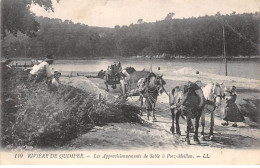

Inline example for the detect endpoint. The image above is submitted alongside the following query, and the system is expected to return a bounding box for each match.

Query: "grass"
[1,68,142,149]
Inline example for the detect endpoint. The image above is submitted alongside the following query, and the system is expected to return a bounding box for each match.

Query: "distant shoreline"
[9,56,260,61]
[132,56,260,61]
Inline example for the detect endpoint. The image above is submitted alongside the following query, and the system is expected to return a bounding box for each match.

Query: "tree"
[3,12,258,58]
[164,12,175,20]
[1,0,56,38]
[215,11,221,17]
[137,18,144,24]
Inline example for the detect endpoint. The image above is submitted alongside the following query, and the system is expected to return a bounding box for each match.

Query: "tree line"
[2,12,259,59]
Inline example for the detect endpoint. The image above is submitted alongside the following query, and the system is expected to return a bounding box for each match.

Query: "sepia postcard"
[1,0,260,165]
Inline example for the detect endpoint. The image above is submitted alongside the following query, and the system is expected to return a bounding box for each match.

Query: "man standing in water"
[30,54,54,83]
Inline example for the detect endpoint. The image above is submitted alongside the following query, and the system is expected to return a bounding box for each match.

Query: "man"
[48,71,61,92]
[52,71,61,87]
[97,69,105,79]
[30,54,54,83]
[121,68,131,82]
[117,61,122,71]
[120,73,128,96]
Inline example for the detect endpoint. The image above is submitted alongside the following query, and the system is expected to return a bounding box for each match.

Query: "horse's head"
[146,73,166,94]
[213,82,225,106]
[155,75,166,94]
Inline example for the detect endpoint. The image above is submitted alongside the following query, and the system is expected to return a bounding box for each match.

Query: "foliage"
[1,68,142,149]
[164,13,175,20]
[240,98,260,124]
[1,0,55,38]
[2,11,259,58]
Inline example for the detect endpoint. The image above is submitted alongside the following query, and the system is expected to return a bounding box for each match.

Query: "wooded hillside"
[3,12,259,58]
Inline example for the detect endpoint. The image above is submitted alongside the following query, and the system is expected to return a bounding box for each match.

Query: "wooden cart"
[104,63,121,91]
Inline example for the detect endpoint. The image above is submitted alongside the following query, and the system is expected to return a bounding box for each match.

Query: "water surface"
[52,58,260,80]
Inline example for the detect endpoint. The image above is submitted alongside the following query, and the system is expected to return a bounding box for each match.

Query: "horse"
[126,69,150,89]
[169,82,206,145]
[120,70,150,96]
[137,73,166,121]
[200,82,225,140]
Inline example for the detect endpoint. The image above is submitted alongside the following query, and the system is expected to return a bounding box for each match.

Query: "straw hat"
[44,54,54,61]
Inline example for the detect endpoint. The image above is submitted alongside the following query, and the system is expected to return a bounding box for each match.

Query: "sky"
[30,0,260,28]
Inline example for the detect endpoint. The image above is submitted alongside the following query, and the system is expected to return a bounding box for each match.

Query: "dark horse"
[169,82,206,145]
[137,72,166,121]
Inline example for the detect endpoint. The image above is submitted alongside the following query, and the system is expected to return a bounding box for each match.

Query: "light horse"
[120,70,150,96]
[169,82,206,145]
[127,70,150,89]
[137,73,166,121]
[200,82,225,140]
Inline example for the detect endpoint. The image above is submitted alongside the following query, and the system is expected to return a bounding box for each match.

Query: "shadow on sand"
[203,133,260,149]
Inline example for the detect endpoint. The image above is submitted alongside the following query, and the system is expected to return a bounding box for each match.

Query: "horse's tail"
[169,88,176,105]
[169,88,185,120]
[171,88,175,95]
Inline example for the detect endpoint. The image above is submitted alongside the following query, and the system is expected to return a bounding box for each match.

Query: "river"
[52,58,260,80]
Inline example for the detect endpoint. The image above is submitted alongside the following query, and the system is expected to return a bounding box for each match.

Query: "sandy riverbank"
[60,68,260,150]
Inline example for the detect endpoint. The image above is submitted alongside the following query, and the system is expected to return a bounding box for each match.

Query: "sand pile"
[60,76,115,101]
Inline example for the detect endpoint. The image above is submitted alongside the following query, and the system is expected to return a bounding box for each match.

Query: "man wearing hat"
[30,54,54,83]
[97,69,105,79]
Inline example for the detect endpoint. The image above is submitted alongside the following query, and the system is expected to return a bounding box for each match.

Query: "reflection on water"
[52,58,260,80]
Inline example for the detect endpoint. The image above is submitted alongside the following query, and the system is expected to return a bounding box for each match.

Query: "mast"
[223,24,227,76]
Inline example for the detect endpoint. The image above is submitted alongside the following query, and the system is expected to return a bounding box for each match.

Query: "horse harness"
[205,83,225,112]
[173,83,202,119]
[142,74,161,105]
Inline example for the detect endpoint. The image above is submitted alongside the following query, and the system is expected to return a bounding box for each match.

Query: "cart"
[104,63,121,91]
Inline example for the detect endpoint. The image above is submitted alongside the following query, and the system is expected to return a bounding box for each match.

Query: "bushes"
[240,99,260,124]
[1,68,142,149]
